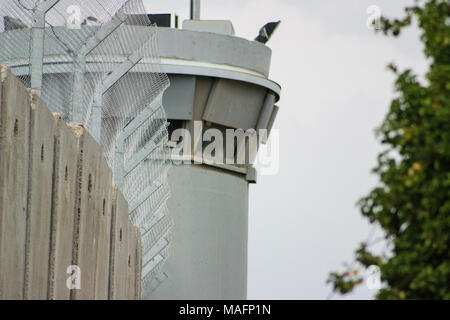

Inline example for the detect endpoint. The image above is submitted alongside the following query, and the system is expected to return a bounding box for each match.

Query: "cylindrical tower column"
[150,165,249,299]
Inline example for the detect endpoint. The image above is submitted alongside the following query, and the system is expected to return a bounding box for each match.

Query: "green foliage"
[328,0,450,299]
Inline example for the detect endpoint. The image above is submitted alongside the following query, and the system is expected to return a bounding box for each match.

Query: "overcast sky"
[141,0,428,299]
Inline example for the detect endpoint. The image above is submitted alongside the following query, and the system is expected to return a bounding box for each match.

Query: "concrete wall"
[0,66,141,300]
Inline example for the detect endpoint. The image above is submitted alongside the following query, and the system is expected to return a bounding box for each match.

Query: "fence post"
[30,0,60,95]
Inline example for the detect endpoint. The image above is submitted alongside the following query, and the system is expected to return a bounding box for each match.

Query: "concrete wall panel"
[24,91,56,299]
[93,159,113,299]
[127,223,138,299]
[48,115,79,300]
[135,228,142,300]
[72,128,103,300]
[0,66,30,300]
[109,185,130,300]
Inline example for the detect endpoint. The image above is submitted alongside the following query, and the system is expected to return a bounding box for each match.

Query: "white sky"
[143,0,428,299]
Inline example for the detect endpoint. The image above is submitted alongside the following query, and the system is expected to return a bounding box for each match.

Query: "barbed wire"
[94,0,112,19]
[14,0,36,12]
[47,24,76,56]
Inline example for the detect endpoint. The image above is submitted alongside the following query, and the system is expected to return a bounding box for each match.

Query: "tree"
[328,0,450,299]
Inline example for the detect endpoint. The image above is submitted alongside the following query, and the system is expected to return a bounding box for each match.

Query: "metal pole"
[30,0,60,95]
[91,50,143,142]
[71,10,128,123]
[114,134,125,187]
[91,93,103,142]
[72,55,86,123]
[190,0,200,20]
